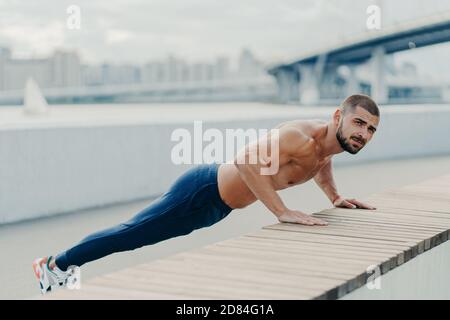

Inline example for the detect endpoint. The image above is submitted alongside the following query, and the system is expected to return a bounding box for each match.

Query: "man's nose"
[356,132,368,143]
[360,130,370,142]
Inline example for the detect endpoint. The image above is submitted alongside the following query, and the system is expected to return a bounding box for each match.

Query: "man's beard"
[336,122,362,155]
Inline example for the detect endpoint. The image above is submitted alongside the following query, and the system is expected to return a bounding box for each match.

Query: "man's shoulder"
[275,125,315,154]
[277,126,311,142]
[276,120,325,142]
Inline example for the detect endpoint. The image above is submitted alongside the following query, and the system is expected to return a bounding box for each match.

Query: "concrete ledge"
[341,239,450,299]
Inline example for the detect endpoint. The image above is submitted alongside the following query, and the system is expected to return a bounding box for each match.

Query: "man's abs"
[217,164,258,209]
[217,161,321,209]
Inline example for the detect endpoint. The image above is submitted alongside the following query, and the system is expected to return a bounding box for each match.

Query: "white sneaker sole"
[32,257,52,295]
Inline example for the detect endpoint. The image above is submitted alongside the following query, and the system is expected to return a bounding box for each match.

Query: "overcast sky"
[1,0,449,78]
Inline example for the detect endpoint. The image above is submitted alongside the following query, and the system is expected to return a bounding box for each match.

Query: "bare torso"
[217,119,332,209]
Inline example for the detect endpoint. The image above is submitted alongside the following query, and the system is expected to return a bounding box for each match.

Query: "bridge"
[268,12,450,104]
[0,77,277,106]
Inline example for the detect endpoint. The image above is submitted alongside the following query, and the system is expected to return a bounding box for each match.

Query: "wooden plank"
[220,236,401,258]
[94,269,319,299]
[314,209,450,227]
[262,224,428,253]
[242,232,407,263]
[179,245,383,293]
[246,228,415,250]
[159,253,355,298]
[362,194,450,213]
[41,284,191,300]
[244,229,414,264]
[216,237,398,265]
[133,261,343,294]
[161,250,357,281]
[169,250,371,281]
[212,241,397,276]
[264,218,432,237]
[333,206,450,220]
[169,250,369,281]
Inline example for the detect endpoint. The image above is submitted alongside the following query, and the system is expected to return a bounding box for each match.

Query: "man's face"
[336,106,379,154]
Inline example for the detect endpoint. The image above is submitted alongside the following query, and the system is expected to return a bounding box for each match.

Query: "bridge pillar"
[274,68,298,103]
[298,64,320,105]
[0,48,9,91]
[442,85,450,103]
[346,65,360,96]
[370,46,388,104]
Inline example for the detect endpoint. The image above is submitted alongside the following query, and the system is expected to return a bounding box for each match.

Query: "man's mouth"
[351,137,364,147]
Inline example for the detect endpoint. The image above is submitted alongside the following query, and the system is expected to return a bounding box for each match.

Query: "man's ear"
[333,108,342,126]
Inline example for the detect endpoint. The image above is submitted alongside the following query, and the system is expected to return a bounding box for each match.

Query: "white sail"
[23,77,49,115]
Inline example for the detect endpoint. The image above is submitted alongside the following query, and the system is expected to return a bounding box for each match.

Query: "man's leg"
[53,163,233,271]
[54,195,189,271]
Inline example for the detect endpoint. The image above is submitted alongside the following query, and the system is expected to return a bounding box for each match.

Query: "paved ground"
[1,155,450,299]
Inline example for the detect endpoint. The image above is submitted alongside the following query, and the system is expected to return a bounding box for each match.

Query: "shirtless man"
[220,93,379,226]
[32,94,380,294]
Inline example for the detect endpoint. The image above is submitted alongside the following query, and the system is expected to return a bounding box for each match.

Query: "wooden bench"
[43,174,450,299]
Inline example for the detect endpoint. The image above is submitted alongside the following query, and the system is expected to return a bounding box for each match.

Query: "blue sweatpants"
[55,163,234,271]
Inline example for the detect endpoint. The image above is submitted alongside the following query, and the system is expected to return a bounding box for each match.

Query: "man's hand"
[332,196,376,210]
[277,209,328,226]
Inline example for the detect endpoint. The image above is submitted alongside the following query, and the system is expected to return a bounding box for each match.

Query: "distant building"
[81,65,104,86]
[100,64,140,85]
[0,48,81,90]
[3,58,51,91]
[141,57,194,84]
[191,63,208,82]
[141,62,166,84]
[166,56,184,83]
[213,57,230,80]
[238,48,264,78]
[51,50,82,87]
[0,47,12,90]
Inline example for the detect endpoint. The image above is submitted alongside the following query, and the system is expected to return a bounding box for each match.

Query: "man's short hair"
[341,94,380,117]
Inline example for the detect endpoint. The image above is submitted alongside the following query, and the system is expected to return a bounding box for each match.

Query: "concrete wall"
[341,239,450,299]
[1,105,450,224]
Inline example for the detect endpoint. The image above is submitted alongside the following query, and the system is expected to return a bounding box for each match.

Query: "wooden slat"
[45,174,450,300]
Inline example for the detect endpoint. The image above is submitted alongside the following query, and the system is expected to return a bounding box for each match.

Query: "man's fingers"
[338,200,356,209]
[293,216,314,225]
[282,211,328,226]
[310,217,328,226]
[299,219,314,226]
[296,216,327,226]
[348,199,376,210]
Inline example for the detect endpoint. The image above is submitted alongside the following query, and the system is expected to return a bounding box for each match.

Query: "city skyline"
[1,0,450,81]
[0,46,268,91]
[0,41,447,105]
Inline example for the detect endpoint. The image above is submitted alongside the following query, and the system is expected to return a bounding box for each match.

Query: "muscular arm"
[314,159,376,210]
[234,127,309,218]
[313,159,339,204]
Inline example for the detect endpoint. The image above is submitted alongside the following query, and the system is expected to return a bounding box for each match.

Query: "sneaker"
[32,256,72,294]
